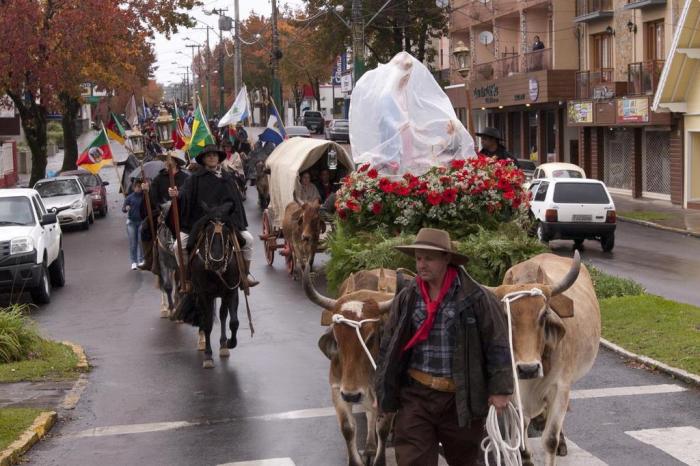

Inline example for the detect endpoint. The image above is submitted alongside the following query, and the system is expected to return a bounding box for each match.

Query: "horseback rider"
[168,144,259,288]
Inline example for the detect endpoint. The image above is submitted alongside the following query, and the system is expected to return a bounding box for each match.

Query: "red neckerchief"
[403,266,458,352]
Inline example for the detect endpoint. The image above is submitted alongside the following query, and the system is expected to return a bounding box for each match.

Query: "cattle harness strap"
[481,287,546,466]
[331,314,380,370]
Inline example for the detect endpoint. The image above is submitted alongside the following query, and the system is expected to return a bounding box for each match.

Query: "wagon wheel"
[284,239,295,277]
[262,210,275,266]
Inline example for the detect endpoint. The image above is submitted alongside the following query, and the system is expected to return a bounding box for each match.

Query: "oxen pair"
[303,252,600,466]
[282,199,323,277]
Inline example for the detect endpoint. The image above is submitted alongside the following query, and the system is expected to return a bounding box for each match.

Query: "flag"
[218,85,249,128]
[125,94,139,129]
[186,99,215,160]
[259,101,287,145]
[142,96,149,120]
[105,112,126,144]
[77,126,114,174]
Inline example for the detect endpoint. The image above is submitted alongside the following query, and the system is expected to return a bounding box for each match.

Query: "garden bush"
[588,266,645,299]
[0,305,40,363]
[47,121,64,148]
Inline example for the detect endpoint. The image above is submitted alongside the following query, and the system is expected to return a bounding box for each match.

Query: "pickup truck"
[0,188,65,304]
[302,111,324,134]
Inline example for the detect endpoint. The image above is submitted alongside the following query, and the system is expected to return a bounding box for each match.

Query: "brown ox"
[303,267,396,466]
[282,200,323,276]
[490,251,600,466]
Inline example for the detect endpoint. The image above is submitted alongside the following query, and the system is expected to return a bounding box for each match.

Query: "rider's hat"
[195,144,226,165]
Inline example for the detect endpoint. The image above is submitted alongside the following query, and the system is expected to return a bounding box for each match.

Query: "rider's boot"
[244,260,259,288]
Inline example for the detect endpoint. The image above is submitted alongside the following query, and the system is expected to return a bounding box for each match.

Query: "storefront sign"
[528,78,539,102]
[617,97,649,123]
[473,84,499,104]
[568,101,593,124]
[340,73,353,93]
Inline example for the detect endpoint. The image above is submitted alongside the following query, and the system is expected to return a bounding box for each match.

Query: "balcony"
[576,68,614,98]
[473,54,520,81]
[574,0,614,22]
[524,48,551,72]
[623,0,666,9]
[628,60,664,96]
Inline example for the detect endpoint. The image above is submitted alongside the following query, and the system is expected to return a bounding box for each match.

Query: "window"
[31,196,44,219]
[645,20,664,61]
[591,33,613,69]
[35,179,82,197]
[552,182,610,204]
[0,197,35,226]
[534,181,549,202]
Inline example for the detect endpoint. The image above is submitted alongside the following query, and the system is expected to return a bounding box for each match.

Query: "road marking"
[218,459,295,466]
[71,421,196,438]
[569,384,686,400]
[529,437,608,465]
[625,426,700,465]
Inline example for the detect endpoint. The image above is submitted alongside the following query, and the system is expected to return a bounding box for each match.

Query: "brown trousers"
[394,382,486,466]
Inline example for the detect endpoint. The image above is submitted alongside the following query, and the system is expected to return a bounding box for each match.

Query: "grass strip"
[0,407,42,451]
[0,339,80,383]
[618,210,672,222]
[600,294,700,375]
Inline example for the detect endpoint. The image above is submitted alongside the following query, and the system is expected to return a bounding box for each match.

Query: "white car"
[34,176,95,230]
[528,178,616,252]
[532,162,586,181]
[0,188,64,304]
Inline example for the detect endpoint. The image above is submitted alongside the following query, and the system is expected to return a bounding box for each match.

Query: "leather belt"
[407,369,456,393]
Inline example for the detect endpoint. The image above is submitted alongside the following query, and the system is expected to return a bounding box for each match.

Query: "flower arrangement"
[334,156,530,236]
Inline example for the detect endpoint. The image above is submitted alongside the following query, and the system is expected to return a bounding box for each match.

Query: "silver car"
[34,176,94,230]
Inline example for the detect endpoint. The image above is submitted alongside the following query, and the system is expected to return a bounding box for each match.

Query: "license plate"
[572,215,592,222]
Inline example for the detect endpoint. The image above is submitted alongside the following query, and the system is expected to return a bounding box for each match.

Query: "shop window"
[510,112,521,158]
[545,110,556,159]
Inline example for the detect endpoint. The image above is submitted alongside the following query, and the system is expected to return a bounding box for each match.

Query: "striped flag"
[186,99,215,160]
[77,125,114,174]
[105,112,126,144]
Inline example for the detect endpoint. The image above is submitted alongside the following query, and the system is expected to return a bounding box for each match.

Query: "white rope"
[331,313,381,370]
[481,288,546,466]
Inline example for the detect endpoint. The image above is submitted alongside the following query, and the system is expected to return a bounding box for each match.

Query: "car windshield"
[551,169,584,178]
[553,183,610,204]
[78,174,99,187]
[517,160,536,171]
[0,197,35,226]
[35,179,81,197]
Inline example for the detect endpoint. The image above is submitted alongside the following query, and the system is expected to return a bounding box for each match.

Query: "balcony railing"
[628,60,664,96]
[524,48,551,72]
[575,0,614,21]
[497,54,519,78]
[624,0,666,9]
[576,68,614,98]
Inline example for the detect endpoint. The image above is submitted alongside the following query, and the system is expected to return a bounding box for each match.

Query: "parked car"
[516,159,538,184]
[0,188,64,304]
[325,119,349,142]
[61,169,109,217]
[528,178,616,252]
[34,176,95,230]
[285,126,312,138]
[302,111,324,134]
[533,162,586,181]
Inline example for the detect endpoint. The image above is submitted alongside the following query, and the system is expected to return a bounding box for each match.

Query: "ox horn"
[550,250,581,296]
[302,267,337,310]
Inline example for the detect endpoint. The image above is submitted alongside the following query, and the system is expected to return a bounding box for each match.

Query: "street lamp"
[126,129,145,160]
[155,108,175,150]
[452,40,475,135]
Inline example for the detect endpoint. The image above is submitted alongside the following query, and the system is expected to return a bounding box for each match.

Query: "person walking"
[476,127,517,164]
[375,228,514,466]
[122,180,145,270]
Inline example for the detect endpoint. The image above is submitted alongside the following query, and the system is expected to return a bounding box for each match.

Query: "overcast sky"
[153,0,304,85]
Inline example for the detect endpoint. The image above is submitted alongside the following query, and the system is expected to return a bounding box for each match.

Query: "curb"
[61,340,89,371]
[600,338,700,387]
[617,216,700,239]
[0,411,57,466]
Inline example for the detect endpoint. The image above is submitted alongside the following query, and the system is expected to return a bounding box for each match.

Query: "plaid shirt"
[408,277,460,378]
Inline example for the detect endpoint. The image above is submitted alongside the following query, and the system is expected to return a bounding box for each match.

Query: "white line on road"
[529,437,608,465]
[218,459,296,466]
[70,421,196,439]
[569,384,686,400]
[625,426,700,465]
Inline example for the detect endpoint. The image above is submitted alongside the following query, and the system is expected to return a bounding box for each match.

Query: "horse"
[255,160,270,210]
[174,203,241,368]
[155,203,180,319]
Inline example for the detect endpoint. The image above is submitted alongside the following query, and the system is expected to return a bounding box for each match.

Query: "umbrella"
[129,161,166,180]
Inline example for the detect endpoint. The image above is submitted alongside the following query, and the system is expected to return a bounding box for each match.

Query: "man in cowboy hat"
[169,144,258,287]
[375,228,513,465]
[476,126,516,164]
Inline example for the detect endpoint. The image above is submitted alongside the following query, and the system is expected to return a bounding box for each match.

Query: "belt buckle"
[430,377,444,391]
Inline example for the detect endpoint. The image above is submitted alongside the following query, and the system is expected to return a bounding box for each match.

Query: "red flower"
[351,189,363,199]
[395,185,411,197]
[439,176,451,185]
[378,178,395,194]
[346,199,361,213]
[497,178,513,192]
[367,168,378,179]
[450,159,466,170]
[503,190,516,200]
[338,209,348,220]
[371,202,382,215]
[403,173,420,188]
[358,163,370,173]
[427,191,443,206]
[442,188,458,204]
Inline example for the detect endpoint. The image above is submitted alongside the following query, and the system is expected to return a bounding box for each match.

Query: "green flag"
[187,99,215,159]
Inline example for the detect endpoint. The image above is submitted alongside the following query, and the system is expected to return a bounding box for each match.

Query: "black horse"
[174,203,241,368]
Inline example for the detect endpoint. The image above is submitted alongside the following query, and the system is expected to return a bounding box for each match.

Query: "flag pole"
[269,96,286,135]
[101,121,126,198]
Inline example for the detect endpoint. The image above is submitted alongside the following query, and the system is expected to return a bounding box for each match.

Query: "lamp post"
[452,40,475,136]
[125,129,145,161]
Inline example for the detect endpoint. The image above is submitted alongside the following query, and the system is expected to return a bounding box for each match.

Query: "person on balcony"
[532,35,545,51]
[532,36,545,71]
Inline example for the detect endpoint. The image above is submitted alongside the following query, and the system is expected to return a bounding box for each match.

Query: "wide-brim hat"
[195,144,226,165]
[159,151,187,167]
[395,228,469,266]
[476,126,503,141]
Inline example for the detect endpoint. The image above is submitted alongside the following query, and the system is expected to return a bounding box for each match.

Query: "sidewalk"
[17,131,97,187]
[613,193,700,237]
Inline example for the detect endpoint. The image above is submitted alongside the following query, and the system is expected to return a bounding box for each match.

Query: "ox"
[282,200,323,277]
[491,251,600,466]
[303,268,397,466]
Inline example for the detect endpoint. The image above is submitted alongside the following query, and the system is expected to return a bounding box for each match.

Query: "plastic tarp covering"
[349,52,476,176]
[265,137,354,228]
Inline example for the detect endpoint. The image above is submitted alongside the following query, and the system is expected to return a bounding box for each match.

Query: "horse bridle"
[200,221,234,273]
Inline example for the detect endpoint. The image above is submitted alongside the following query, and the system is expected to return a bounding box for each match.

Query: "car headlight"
[70,199,85,209]
[91,194,102,200]
[10,237,34,255]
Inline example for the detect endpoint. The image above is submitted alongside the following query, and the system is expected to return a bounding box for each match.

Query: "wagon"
[259,137,355,275]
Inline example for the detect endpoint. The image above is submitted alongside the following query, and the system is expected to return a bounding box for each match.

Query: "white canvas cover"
[265,137,354,228]
[349,52,476,176]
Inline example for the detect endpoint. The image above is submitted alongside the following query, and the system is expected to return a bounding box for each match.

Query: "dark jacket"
[478,145,517,165]
[150,169,189,208]
[375,269,514,427]
[178,168,248,235]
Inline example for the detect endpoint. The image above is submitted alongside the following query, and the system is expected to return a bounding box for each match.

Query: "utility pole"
[271,0,282,117]
[351,0,365,83]
[186,44,202,104]
[205,27,211,117]
[234,0,242,97]
[212,8,231,116]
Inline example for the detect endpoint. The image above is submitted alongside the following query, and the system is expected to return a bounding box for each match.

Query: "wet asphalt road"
[21,143,700,466]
